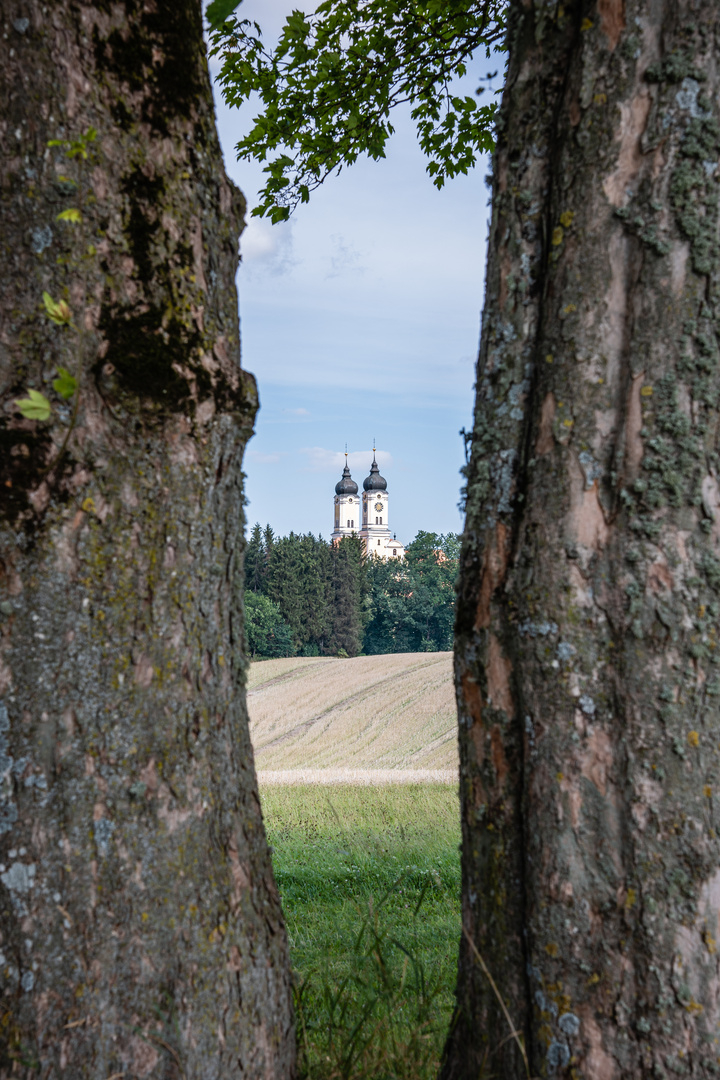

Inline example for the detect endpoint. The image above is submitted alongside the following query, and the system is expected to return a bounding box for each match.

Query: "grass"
[260,783,462,1080]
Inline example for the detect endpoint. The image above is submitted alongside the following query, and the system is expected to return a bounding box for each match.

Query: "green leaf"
[42,291,72,326]
[207,0,242,28]
[15,390,51,422]
[53,367,78,400]
[56,208,82,223]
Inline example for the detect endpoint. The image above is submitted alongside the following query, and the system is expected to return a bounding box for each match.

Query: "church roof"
[363,451,387,492]
[335,460,358,495]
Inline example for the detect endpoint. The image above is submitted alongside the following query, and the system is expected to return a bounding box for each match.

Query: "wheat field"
[247,652,458,784]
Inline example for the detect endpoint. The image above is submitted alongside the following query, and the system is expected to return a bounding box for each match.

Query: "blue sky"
[207,1,493,543]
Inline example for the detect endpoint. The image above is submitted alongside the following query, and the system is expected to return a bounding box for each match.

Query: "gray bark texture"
[0,2,295,1077]
[445,0,720,1077]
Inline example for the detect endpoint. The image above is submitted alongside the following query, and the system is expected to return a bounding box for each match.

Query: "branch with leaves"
[208,0,507,222]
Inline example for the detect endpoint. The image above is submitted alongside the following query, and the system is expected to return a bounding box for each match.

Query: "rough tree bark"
[445,1,720,1077]
[0,2,294,1076]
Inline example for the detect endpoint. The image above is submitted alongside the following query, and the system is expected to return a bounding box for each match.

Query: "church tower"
[330,453,359,542]
[359,449,405,560]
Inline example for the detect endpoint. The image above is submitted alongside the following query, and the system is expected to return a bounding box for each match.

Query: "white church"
[330,451,406,560]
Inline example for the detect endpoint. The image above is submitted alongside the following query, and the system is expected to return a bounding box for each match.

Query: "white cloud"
[300,447,393,474]
[240,218,296,276]
[283,407,310,416]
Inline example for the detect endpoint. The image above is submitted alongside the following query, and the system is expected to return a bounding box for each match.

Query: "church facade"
[330,451,406,560]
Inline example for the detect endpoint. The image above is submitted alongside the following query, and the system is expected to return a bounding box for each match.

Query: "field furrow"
[247,652,459,778]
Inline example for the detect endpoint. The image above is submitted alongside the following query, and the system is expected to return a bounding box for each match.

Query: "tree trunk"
[0,3,294,1076]
[445,1,720,1077]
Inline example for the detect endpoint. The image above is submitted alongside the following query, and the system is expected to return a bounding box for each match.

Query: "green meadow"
[261,783,462,1080]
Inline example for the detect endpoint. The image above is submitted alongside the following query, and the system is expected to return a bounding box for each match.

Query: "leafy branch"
[209,0,507,221]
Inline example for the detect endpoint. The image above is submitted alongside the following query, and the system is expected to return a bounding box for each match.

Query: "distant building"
[331,450,406,560]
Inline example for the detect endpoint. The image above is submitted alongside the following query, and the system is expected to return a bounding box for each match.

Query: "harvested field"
[247,652,458,781]
[257,768,457,785]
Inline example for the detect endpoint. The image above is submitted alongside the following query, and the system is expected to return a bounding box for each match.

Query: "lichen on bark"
[446,2,720,1078]
[0,2,294,1077]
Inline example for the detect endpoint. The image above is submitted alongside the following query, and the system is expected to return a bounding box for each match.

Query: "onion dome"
[335,458,358,495]
[363,451,387,492]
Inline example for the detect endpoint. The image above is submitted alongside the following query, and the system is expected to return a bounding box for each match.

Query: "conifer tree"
[330,536,367,657]
[244,521,267,593]
[265,533,332,652]
[263,522,275,560]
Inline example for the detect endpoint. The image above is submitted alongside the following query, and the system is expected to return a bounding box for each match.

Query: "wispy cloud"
[300,447,393,474]
[282,407,310,416]
[248,450,286,465]
[327,234,365,279]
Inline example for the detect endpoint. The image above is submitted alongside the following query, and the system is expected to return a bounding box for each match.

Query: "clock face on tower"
[374,501,383,512]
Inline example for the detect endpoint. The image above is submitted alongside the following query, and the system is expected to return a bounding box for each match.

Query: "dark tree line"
[243,525,459,659]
